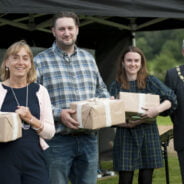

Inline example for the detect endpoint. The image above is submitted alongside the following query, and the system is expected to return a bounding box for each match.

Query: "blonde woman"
[0,40,55,184]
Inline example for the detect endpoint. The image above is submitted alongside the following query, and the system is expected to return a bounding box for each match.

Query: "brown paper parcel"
[119,92,160,122]
[70,98,125,129]
[0,112,22,142]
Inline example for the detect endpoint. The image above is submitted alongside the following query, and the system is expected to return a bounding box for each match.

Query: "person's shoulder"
[178,64,184,70]
[35,47,52,58]
[34,42,56,58]
[146,75,161,83]
[77,47,94,58]
[166,65,184,74]
[146,75,156,80]
[110,80,120,88]
[34,83,49,95]
[165,65,184,80]
[29,82,40,91]
[37,83,47,91]
[110,80,118,85]
[0,82,7,96]
[0,82,4,90]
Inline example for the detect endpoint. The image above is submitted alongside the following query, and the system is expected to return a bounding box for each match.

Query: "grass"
[97,116,177,184]
[157,116,172,125]
[97,153,182,184]
[69,116,174,184]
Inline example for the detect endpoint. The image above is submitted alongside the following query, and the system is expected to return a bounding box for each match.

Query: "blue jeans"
[44,133,98,184]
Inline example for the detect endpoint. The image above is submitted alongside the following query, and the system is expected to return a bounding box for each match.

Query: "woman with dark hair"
[110,46,177,184]
[0,40,55,184]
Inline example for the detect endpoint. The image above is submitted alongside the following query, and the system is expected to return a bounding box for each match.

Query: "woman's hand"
[16,106,43,132]
[141,100,172,119]
[141,107,160,119]
[15,106,32,124]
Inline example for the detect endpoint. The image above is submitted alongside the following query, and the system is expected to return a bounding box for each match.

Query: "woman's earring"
[5,67,9,71]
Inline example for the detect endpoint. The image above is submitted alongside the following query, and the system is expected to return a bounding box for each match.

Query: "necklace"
[10,85,30,130]
[176,66,184,82]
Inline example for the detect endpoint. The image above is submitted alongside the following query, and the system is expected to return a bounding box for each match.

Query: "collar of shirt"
[52,42,77,62]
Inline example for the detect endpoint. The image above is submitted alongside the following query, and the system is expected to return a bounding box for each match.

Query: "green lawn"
[157,116,172,125]
[98,153,182,184]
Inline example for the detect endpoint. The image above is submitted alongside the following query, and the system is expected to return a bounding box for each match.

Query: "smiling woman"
[1,40,37,85]
[122,51,142,81]
[5,47,32,84]
[0,40,55,184]
[109,46,177,184]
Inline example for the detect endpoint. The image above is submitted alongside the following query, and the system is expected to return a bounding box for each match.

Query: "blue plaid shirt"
[34,42,109,133]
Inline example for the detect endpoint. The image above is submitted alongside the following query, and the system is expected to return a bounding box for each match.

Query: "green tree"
[136,29,184,80]
[148,54,176,81]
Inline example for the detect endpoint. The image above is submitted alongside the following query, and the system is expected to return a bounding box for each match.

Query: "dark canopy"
[0,0,184,96]
[1,0,184,80]
[0,0,184,49]
[1,0,184,17]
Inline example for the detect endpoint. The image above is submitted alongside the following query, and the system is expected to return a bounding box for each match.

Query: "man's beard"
[58,39,76,49]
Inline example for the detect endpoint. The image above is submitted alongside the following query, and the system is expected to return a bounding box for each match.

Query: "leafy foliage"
[136,29,184,81]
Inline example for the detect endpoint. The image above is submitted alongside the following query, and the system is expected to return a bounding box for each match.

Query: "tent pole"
[132,32,136,46]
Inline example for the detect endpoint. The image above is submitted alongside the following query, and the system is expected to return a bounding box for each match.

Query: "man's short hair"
[51,12,80,27]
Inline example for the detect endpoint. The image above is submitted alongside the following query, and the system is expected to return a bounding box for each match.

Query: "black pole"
[162,142,170,184]
[160,129,173,184]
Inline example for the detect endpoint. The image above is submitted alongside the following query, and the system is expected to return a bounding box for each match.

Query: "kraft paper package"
[119,92,160,123]
[70,98,125,129]
[0,112,22,142]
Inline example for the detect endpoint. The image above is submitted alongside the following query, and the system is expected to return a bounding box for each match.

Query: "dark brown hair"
[116,46,148,89]
[51,12,80,28]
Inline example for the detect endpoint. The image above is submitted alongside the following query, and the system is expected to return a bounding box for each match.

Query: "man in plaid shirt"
[34,12,109,184]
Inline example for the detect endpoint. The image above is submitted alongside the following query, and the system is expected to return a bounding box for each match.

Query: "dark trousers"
[177,149,184,184]
[0,135,49,184]
[119,169,153,184]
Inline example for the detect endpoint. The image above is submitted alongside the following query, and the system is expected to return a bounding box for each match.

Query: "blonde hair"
[116,46,148,89]
[0,40,37,83]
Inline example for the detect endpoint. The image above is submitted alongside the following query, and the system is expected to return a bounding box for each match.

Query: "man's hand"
[61,109,80,129]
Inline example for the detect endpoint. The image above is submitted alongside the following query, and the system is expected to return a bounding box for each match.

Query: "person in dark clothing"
[165,47,184,182]
[109,46,177,184]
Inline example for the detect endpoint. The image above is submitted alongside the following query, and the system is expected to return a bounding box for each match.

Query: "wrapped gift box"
[119,92,160,123]
[70,98,125,129]
[0,112,22,142]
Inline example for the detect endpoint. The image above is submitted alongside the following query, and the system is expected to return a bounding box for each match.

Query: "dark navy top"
[0,83,49,184]
[109,75,177,171]
[1,82,40,143]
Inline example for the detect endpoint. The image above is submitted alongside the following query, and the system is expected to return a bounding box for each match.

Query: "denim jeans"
[44,133,98,184]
